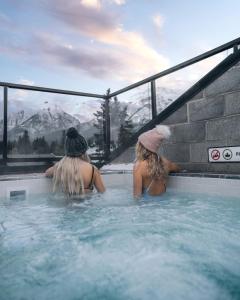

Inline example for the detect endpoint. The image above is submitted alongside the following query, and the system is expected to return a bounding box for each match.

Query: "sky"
[0,0,240,96]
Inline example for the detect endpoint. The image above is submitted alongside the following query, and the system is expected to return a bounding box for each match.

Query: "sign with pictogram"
[208,146,240,162]
[211,149,220,161]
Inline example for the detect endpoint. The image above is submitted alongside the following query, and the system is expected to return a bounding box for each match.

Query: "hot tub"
[0,172,240,300]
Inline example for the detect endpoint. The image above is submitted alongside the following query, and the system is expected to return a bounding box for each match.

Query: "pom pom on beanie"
[155,125,171,140]
[66,127,79,139]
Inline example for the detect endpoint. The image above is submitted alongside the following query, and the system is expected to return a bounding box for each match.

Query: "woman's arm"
[162,157,180,173]
[168,161,180,173]
[133,162,143,199]
[94,168,106,193]
[45,166,55,178]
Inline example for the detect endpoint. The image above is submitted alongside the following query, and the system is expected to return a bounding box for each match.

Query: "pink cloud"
[1,0,169,82]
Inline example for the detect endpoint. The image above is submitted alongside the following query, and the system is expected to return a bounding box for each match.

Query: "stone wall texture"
[112,64,240,174]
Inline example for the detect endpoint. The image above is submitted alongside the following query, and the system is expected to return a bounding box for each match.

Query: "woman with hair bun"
[133,125,180,198]
[45,127,105,196]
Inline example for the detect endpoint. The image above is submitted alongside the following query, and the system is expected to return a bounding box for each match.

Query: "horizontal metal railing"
[0,82,106,99]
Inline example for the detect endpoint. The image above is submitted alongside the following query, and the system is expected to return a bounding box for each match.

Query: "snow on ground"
[101,163,133,171]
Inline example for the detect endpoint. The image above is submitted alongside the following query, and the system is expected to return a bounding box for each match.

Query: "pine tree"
[93,101,107,153]
[58,130,66,155]
[50,141,58,154]
[111,99,134,147]
[7,140,17,154]
[17,130,32,154]
[117,119,134,147]
[38,137,50,154]
[32,137,39,153]
[93,96,135,151]
[32,136,50,154]
[7,141,14,153]
[110,96,121,126]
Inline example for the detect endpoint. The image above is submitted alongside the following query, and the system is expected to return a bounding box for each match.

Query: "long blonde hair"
[136,142,167,179]
[53,154,90,195]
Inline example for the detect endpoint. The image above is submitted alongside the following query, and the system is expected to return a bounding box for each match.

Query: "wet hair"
[135,141,167,179]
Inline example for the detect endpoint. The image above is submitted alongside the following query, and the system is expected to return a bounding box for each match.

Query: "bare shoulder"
[93,165,100,174]
[161,156,170,165]
[92,165,105,192]
[133,160,146,171]
[81,160,94,171]
[91,165,103,179]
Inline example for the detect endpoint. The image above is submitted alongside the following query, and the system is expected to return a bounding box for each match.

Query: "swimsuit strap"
[163,182,166,192]
[146,178,167,193]
[146,179,154,192]
[87,165,95,190]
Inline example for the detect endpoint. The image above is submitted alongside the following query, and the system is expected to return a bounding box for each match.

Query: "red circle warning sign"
[211,149,220,161]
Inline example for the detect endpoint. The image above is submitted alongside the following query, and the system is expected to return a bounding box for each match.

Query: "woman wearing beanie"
[45,127,105,196]
[133,125,180,198]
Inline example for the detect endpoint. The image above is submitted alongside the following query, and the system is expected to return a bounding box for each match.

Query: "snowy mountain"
[23,106,80,133]
[74,112,97,124]
[8,110,31,129]
[7,106,81,140]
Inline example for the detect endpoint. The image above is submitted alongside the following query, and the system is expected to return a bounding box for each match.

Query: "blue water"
[0,189,240,300]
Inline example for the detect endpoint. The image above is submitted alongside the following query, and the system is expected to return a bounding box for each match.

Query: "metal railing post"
[151,80,157,119]
[3,87,8,164]
[104,89,111,159]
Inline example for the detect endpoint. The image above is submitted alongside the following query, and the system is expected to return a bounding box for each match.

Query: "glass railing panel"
[109,83,151,151]
[156,50,231,113]
[7,89,105,161]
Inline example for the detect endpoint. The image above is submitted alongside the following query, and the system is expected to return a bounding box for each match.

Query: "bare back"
[133,157,179,198]
[45,158,105,194]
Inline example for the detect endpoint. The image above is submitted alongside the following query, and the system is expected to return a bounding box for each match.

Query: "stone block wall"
[112,64,240,174]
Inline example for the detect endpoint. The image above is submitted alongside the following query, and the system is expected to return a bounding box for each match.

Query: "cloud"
[81,0,101,9]
[152,14,164,29]
[110,0,126,5]
[0,32,123,78]
[1,0,169,82]
[43,0,169,80]
[81,0,126,7]
[18,79,35,85]
[9,79,35,101]
[156,51,226,94]
[30,33,167,81]
[188,51,226,81]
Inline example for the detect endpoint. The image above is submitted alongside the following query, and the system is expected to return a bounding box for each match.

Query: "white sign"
[208,146,240,162]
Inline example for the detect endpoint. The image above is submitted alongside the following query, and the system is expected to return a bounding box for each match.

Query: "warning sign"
[211,149,220,161]
[208,146,240,162]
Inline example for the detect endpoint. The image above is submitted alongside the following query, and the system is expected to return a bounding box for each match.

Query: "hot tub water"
[0,189,239,300]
